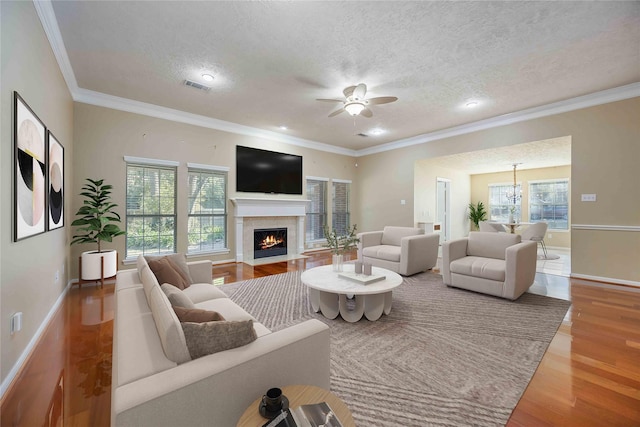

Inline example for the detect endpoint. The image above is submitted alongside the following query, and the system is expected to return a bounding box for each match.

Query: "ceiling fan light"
[345,102,365,116]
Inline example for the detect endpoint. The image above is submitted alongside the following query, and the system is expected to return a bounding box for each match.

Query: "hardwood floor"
[1,250,639,426]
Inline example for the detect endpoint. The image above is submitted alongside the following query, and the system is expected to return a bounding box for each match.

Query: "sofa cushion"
[147,285,192,364]
[183,283,229,304]
[467,232,521,260]
[194,298,257,322]
[381,226,424,247]
[146,253,194,286]
[161,283,196,309]
[181,320,257,359]
[139,264,160,303]
[147,257,190,290]
[450,256,506,282]
[362,245,401,262]
[173,306,225,322]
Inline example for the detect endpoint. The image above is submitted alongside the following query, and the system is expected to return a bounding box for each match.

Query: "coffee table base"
[309,288,393,322]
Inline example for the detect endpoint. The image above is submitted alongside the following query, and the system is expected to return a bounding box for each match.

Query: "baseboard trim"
[0,281,72,400]
[570,273,640,288]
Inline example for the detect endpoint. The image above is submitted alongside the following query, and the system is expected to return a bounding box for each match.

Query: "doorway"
[436,178,451,242]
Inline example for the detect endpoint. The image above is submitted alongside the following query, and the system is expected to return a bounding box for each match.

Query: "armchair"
[357,226,440,276]
[442,231,537,300]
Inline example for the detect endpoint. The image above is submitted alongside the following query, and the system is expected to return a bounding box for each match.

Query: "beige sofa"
[442,231,537,300]
[112,256,331,427]
[357,226,440,276]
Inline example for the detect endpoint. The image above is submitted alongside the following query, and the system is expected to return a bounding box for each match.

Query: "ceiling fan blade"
[353,83,367,100]
[316,98,344,103]
[360,107,373,118]
[367,96,398,105]
[343,86,356,99]
[328,108,345,117]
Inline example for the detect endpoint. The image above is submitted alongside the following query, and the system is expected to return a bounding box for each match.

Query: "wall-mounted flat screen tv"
[236,145,303,195]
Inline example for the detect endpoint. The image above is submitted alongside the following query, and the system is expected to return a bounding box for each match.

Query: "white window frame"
[187,164,229,255]
[125,157,178,260]
[528,178,570,231]
[332,179,352,235]
[305,176,329,243]
[488,182,522,223]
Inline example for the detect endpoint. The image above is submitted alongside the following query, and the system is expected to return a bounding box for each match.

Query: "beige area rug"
[220,271,570,427]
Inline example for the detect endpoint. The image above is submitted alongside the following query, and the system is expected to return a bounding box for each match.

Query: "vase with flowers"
[323,224,360,272]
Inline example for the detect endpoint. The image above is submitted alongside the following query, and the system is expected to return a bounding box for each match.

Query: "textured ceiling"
[421,136,572,175]
[50,1,639,151]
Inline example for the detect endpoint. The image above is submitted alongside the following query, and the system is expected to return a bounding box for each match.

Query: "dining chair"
[479,221,506,232]
[521,222,549,258]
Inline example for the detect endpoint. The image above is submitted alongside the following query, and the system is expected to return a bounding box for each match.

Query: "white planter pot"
[81,250,117,280]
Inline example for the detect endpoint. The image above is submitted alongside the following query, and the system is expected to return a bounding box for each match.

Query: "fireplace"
[254,228,287,259]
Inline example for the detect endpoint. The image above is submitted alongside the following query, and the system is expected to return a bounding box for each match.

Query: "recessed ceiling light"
[201,73,214,82]
[465,101,479,108]
[369,128,385,135]
[279,125,288,130]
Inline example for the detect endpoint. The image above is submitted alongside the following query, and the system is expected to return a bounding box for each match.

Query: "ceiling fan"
[316,83,398,118]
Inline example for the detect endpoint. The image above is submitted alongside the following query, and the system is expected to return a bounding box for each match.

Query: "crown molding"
[33,0,78,93]
[74,88,357,157]
[35,1,639,159]
[356,82,640,157]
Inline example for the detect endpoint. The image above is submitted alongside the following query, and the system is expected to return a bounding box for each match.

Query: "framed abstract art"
[14,91,47,241]
[48,131,64,230]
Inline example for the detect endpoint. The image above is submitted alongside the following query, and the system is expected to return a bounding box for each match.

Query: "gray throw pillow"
[161,283,195,309]
[181,320,257,359]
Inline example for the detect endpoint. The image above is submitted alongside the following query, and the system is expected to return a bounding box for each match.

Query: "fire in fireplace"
[254,228,287,259]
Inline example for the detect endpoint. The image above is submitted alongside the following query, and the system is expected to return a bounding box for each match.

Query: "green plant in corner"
[468,201,487,230]
[323,224,360,255]
[71,178,125,253]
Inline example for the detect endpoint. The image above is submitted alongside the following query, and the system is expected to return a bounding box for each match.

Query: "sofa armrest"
[187,260,213,284]
[399,233,440,275]
[112,319,330,427]
[503,241,538,300]
[442,238,469,285]
[357,231,383,258]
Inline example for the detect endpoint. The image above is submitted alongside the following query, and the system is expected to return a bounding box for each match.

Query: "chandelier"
[505,163,522,205]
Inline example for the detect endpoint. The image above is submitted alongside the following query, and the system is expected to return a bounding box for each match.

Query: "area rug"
[219,271,570,426]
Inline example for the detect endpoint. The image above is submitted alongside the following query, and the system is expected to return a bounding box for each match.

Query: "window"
[489,183,522,222]
[529,179,569,230]
[332,180,351,235]
[126,161,177,258]
[187,166,228,253]
[306,177,328,241]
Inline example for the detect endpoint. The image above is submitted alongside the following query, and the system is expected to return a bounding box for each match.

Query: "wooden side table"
[237,384,355,427]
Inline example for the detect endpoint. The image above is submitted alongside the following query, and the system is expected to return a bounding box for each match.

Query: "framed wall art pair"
[14,91,64,241]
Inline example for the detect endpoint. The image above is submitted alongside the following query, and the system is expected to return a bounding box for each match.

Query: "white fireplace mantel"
[230,198,310,262]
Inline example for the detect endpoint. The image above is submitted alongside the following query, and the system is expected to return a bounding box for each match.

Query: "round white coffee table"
[301,264,402,322]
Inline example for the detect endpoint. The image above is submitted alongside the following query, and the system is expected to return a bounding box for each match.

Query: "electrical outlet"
[548,233,553,239]
[581,193,597,202]
[400,199,406,205]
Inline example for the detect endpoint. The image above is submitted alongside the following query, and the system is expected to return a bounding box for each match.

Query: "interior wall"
[414,161,470,241]
[1,2,74,387]
[71,103,358,274]
[357,97,640,283]
[470,165,572,248]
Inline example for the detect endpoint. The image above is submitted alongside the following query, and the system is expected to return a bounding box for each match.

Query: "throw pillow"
[173,306,225,323]
[148,257,189,290]
[146,254,194,287]
[181,320,257,359]
[161,283,195,309]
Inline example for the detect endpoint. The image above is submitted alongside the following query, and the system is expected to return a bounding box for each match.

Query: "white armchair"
[442,231,537,300]
[357,226,440,276]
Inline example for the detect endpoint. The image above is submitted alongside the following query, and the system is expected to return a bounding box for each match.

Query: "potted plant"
[468,201,487,230]
[71,178,125,281]
[323,224,360,272]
